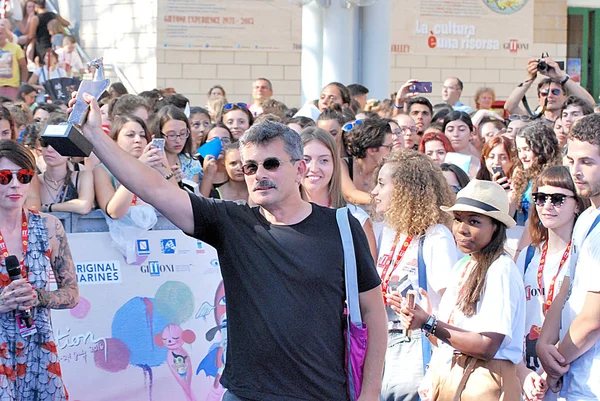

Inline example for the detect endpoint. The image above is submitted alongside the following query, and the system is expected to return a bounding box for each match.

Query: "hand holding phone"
[492,166,505,179]
[405,290,417,338]
[151,138,165,154]
[408,82,433,93]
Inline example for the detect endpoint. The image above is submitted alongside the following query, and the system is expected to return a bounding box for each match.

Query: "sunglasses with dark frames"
[532,192,574,208]
[223,103,248,111]
[508,114,532,122]
[0,169,35,185]
[539,88,562,97]
[241,157,299,176]
[342,120,364,132]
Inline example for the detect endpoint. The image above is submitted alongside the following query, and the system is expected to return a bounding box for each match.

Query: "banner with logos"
[53,230,227,401]
[391,0,534,56]
[157,0,302,51]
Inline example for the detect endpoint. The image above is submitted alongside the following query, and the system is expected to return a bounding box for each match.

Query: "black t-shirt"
[188,194,380,401]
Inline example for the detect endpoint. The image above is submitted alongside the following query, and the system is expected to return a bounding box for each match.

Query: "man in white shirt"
[537,113,600,401]
[442,77,472,114]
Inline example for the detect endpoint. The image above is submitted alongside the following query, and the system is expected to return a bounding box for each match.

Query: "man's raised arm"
[78,93,196,234]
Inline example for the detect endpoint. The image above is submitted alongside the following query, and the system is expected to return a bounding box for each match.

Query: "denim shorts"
[381,330,424,401]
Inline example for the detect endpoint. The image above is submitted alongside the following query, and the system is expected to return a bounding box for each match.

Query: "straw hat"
[441,179,516,228]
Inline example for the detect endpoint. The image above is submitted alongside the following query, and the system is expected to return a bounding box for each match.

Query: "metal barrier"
[52,210,178,233]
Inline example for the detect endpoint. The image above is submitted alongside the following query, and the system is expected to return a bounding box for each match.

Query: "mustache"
[253,180,277,191]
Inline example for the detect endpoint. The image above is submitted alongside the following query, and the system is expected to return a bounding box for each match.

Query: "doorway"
[567,7,599,102]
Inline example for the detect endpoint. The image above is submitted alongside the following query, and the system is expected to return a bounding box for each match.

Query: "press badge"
[16,315,37,337]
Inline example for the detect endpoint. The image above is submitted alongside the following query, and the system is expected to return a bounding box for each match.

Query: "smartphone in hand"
[151,138,166,154]
[492,166,506,179]
[408,82,433,93]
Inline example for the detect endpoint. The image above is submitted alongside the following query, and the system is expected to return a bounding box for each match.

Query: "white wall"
[79,0,157,93]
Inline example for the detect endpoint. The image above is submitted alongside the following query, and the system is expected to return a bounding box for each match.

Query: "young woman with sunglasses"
[512,122,562,226]
[0,140,78,400]
[371,150,457,401]
[514,166,587,401]
[150,105,202,184]
[398,179,525,401]
[38,138,94,215]
[221,103,253,141]
[199,123,234,198]
[341,119,393,206]
[300,127,378,261]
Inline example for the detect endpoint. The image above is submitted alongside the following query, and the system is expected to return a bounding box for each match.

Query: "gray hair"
[239,120,303,161]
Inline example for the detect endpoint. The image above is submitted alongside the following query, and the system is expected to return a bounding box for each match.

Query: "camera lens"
[537,61,548,73]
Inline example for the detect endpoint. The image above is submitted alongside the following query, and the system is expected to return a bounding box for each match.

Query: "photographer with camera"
[504,55,595,123]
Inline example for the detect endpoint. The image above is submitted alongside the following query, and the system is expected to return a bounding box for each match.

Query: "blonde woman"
[300,127,378,261]
[371,149,458,401]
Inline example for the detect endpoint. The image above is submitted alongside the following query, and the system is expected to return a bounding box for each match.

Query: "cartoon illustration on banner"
[53,230,224,401]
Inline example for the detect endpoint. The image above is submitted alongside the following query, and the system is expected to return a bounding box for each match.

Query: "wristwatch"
[422,315,437,335]
[561,74,570,86]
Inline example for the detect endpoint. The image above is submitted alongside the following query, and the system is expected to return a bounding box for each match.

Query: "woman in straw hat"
[396,179,526,401]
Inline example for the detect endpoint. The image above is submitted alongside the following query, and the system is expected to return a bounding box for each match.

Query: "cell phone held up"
[492,166,505,179]
[151,138,165,154]
[408,82,433,93]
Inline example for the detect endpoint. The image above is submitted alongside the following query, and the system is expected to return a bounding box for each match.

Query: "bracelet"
[164,172,175,180]
[394,103,404,109]
[48,203,54,212]
[560,74,570,86]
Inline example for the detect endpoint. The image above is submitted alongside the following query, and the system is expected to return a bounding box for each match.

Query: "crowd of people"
[0,4,600,397]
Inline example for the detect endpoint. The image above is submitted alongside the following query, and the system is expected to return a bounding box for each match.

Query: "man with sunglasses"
[537,113,600,400]
[504,56,595,123]
[74,93,387,401]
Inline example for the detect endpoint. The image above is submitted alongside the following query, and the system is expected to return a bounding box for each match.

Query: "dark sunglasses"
[532,192,574,208]
[0,169,35,185]
[539,88,562,97]
[342,120,364,132]
[241,157,298,176]
[223,103,247,111]
[508,114,532,122]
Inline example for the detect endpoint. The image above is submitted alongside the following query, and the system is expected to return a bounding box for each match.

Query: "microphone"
[5,255,34,328]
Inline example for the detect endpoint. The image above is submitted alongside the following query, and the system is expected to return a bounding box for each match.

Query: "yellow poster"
[157,0,302,52]
[391,0,534,56]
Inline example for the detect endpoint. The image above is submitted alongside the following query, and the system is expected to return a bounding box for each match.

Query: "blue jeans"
[381,330,424,401]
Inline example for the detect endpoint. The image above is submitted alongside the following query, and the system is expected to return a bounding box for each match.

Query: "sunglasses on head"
[0,169,35,185]
[539,88,562,97]
[508,114,532,122]
[241,157,298,176]
[342,120,364,132]
[532,192,574,208]
[223,103,247,111]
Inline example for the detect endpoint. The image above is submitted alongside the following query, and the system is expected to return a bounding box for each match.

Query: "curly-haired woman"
[511,122,562,225]
[371,149,458,401]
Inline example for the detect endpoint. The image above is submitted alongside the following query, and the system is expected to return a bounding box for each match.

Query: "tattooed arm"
[35,214,79,310]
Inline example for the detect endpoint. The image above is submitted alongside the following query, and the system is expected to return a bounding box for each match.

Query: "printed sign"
[157,0,302,52]
[391,0,533,56]
[57,230,225,401]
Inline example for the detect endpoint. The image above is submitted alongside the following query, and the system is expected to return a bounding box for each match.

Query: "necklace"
[43,172,67,191]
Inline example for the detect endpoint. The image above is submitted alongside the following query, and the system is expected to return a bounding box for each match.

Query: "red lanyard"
[0,209,29,277]
[131,195,137,206]
[380,234,413,296]
[537,241,571,315]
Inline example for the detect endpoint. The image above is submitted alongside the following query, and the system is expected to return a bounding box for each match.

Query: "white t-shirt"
[347,204,369,227]
[376,224,457,317]
[56,48,85,77]
[560,207,600,400]
[34,66,68,85]
[516,243,570,372]
[437,254,526,364]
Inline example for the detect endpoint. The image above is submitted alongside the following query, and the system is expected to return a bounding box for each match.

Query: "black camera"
[537,52,565,73]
